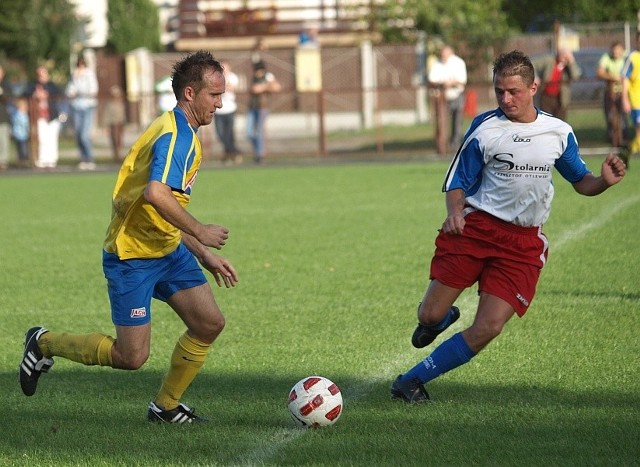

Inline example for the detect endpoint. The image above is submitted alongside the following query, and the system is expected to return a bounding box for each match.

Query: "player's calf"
[412,306,460,348]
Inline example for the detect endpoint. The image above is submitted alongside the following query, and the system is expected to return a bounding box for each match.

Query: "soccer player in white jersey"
[391,50,627,403]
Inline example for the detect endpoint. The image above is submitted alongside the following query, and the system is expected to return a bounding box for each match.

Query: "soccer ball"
[288,376,343,428]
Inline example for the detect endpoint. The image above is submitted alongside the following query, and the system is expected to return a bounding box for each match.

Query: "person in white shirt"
[67,56,99,170]
[391,50,626,403]
[214,61,241,164]
[428,45,467,150]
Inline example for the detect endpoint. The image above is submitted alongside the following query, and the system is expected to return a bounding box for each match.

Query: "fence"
[81,22,638,160]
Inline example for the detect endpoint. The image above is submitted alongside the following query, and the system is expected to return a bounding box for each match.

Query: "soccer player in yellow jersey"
[19,51,239,423]
[622,32,640,156]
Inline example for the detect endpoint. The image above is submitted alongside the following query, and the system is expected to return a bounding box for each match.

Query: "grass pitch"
[1,158,639,466]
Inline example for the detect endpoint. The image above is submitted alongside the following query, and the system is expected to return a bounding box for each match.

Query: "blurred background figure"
[101,85,126,162]
[0,64,11,170]
[597,40,628,149]
[246,61,281,164]
[251,37,268,69]
[215,61,241,165]
[67,55,99,170]
[10,97,30,168]
[24,66,65,170]
[534,48,582,121]
[622,32,640,157]
[298,25,319,47]
[428,45,467,151]
[155,75,176,114]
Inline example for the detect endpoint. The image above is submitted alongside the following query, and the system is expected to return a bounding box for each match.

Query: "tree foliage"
[0,0,77,80]
[374,0,512,75]
[502,0,639,31]
[106,0,161,54]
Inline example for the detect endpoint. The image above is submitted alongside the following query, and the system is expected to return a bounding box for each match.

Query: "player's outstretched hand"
[602,152,626,187]
[203,253,238,288]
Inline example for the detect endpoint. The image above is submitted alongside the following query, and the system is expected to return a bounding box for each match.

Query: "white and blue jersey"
[443,108,590,227]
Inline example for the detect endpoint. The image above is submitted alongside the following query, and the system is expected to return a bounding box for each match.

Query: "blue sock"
[402,332,476,384]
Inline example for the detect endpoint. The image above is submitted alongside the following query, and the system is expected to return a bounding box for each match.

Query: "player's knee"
[418,302,447,326]
[212,314,226,335]
[197,313,226,343]
[113,349,149,370]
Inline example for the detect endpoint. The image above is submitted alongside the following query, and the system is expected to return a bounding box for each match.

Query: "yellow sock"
[631,137,640,155]
[154,332,210,411]
[39,332,114,367]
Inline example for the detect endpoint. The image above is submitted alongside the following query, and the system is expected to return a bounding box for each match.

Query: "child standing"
[10,98,30,167]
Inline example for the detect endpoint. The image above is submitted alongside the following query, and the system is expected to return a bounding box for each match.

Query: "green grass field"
[2,158,639,466]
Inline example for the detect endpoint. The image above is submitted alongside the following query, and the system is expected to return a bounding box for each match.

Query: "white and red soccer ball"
[288,376,343,428]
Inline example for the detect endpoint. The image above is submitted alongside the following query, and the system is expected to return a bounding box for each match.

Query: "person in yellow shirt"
[597,40,628,149]
[622,32,640,157]
[19,51,239,423]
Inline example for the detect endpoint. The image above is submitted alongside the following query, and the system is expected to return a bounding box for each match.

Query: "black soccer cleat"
[147,402,208,424]
[390,375,430,403]
[19,326,54,396]
[411,306,460,349]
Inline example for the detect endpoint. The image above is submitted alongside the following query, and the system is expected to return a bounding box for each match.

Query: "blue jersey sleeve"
[148,133,183,188]
[443,138,485,196]
[149,122,196,193]
[554,132,590,183]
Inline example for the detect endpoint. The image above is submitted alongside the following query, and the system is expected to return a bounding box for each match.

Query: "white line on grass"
[230,295,479,466]
[552,194,640,250]
[232,194,639,465]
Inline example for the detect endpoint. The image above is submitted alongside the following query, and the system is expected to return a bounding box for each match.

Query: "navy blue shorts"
[102,242,207,326]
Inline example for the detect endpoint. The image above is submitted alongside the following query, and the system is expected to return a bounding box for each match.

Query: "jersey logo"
[185,170,199,192]
[491,153,551,176]
[130,307,147,318]
[512,134,531,142]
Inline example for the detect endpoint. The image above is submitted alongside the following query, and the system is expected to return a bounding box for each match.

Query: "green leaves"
[106,0,161,54]
[0,0,77,77]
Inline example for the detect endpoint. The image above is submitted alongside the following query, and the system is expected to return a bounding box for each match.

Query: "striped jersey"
[443,108,590,227]
[104,107,202,259]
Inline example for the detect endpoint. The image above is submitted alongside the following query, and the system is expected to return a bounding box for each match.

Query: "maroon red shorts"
[430,210,549,316]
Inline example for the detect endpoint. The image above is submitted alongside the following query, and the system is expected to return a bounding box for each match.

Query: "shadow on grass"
[4,368,639,465]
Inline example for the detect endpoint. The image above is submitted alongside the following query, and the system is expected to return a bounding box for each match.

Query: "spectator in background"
[0,64,11,170]
[10,98,30,168]
[298,26,320,47]
[246,61,281,164]
[622,32,640,157]
[155,75,177,114]
[67,55,99,170]
[428,45,467,150]
[597,40,628,149]
[215,61,241,165]
[24,66,65,170]
[533,48,582,121]
[251,37,268,69]
[101,85,127,162]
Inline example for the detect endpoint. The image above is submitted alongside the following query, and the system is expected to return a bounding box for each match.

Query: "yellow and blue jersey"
[104,107,202,259]
[622,50,640,109]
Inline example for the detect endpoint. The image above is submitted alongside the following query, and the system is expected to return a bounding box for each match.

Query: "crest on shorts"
[130,307,147,318]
